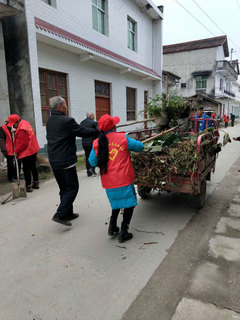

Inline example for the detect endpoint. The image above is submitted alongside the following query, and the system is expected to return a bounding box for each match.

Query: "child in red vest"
[89,114,143,243]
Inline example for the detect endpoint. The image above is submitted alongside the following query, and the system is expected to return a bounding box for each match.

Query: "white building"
[163,36,239,116]
[3,0,163,152]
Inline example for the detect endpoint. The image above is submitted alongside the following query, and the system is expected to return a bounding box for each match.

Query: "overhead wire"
[191,0,240,52]
[174,0,215,37]
[236,0,240,11]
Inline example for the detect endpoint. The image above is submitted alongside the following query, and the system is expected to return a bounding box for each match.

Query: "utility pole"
[230,48,233,63]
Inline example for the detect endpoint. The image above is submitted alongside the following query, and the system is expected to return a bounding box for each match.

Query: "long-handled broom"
[11,132,27,199]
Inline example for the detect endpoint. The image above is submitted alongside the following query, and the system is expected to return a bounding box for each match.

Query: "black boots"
[118,223,133,243]
[108,216,119,236]
[108,224,119,236]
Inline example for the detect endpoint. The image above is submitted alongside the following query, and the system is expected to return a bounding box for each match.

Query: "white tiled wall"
[26,0,154,68]
[36,41,153,147]
[24,0,159,147]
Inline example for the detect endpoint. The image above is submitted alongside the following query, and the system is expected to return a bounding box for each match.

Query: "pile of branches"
[131,133,199,189]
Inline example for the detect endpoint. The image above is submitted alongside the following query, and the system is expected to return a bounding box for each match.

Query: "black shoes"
[26,186,33,192]
[52,216,72,227]
[52,213,79,226]
[118,224,133,243]
[32,181,40,189]
[87,168,97,177]
[108,225,120,236]
[67,213,79,221]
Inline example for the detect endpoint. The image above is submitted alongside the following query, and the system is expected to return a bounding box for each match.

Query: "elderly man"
[80,112,98,176]
[46,96,99,227]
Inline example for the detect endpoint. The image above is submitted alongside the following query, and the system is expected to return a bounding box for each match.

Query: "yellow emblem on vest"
[109,148,118,161]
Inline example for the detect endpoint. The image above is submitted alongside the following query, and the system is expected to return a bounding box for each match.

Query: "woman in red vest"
[89,114,143,243]
[7,114,40,192]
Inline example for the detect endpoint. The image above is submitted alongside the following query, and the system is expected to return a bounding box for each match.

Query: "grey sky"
[152,0,240,61]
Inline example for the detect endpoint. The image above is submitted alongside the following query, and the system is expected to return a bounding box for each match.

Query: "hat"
[7,114,20,127]
[98,114,120,132]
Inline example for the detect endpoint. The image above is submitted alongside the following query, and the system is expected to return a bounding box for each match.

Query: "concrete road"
[1,124,240,320]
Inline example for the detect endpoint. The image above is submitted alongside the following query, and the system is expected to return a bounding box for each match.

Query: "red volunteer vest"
[1,124,14,156]
[93,132,135,189]
[15,120,40,159]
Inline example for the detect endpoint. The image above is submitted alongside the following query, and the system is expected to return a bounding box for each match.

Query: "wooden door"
[95,81,110,120]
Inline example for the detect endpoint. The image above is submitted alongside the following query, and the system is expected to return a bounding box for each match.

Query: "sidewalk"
[122,154,240,320]
[172,159,240,319]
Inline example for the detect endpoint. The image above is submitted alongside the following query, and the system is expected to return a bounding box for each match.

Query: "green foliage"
[161,94,190,120]
[144,93,190,121]
[144,94,163,118]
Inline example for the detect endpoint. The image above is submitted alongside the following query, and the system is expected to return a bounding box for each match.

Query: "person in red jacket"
[89,114,143,243]
[7,114,40,192]
[0,121,21,182]
[223,114,229,128]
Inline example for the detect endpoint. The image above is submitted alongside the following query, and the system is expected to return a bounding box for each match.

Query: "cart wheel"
[192,179,207,209]
[137,186,152,199]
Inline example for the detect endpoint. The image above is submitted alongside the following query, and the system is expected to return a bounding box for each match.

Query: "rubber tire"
[137,186,152,199]
[192,179,207,209]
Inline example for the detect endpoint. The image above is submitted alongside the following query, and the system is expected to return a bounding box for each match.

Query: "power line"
[236,0,240,11]
[174,0,215,37]
[192,0,240,52]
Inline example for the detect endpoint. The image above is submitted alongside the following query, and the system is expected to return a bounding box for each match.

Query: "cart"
[128,118,220,209]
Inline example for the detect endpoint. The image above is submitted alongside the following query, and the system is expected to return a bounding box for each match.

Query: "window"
[196,75,207,90]
[95,81,111,120]
[127,17,137,51]
[220,78,223,91]
[181,83,186,88]
[126,87,136,121]
[92,0,106,35]
[39,69,68,125]
[41,0,56,7]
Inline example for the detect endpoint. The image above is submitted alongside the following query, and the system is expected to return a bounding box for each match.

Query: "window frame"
[195,75,207,90]
[41,0,57,7]
[39,68,68,126]
[127,16,137,51]
[92,0,107,35]
[126,87,136,121]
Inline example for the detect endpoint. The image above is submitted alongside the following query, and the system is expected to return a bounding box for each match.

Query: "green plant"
[161,93,190,120]
[144,94,163,118]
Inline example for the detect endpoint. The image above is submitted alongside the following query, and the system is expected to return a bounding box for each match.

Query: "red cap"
[98,114,120,132]
[7,114,20,127]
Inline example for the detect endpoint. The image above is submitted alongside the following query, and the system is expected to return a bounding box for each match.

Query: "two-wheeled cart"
[128,118,220,209]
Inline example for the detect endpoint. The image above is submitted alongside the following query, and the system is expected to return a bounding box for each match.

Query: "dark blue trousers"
[53,166,79,219]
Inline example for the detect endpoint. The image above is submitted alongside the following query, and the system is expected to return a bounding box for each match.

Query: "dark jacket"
[80,117,98,147]
[46,110,98,169]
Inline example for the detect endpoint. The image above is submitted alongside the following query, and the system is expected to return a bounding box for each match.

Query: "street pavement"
[0,123,240,320]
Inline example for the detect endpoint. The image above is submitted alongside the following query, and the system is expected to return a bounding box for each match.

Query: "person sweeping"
[89,114,143,243]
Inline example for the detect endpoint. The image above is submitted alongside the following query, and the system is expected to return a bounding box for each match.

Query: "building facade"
[3,0,163,152]
[163,36,239,116]
[0,0,24,125]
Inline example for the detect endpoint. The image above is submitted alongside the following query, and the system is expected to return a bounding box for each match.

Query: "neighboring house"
[2,0,163,152]
[162,70,181,95]
[0,0,24,125]
[163,36,240,116]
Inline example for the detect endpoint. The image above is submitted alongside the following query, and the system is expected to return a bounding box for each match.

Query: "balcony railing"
[224,89,235,98]
[215,88,236,99]
[216,60,238,80]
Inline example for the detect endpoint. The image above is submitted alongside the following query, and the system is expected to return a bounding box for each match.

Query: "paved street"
[1,124,240,320]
